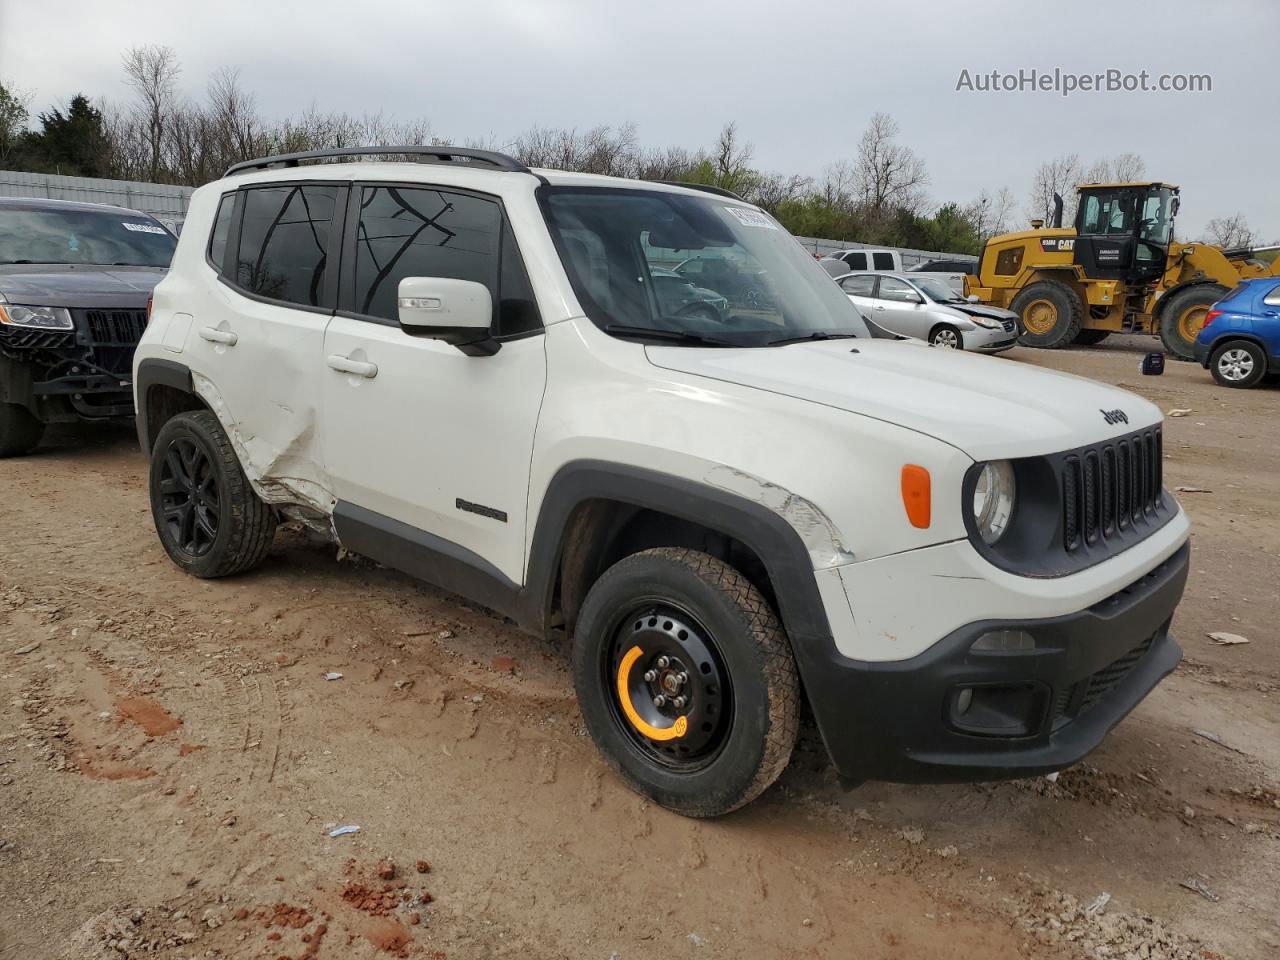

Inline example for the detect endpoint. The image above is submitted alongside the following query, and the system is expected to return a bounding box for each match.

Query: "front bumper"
[800,540,1189,783]
[975,336,1017,353]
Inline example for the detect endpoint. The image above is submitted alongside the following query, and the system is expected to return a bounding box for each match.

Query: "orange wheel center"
[1178,305,1208,342]
[1023,299,1058,335]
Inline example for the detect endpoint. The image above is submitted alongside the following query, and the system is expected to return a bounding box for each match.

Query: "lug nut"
[643,669,658,682]
[656,656,670,669]
[653,694,667,707]
[671,696,687,709]
[677,672,689,686]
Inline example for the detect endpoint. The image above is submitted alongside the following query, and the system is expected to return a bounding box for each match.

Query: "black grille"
[1002,319,1016,333]
[1062,427,1162,555]
[1053,632,1158,727]
[85,309,147,346]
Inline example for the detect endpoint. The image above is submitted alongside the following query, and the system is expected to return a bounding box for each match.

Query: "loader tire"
[1159,284,1229,361]
[1011,279,1083,349]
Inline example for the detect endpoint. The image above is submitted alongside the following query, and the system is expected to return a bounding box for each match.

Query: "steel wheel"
[932,327,961,349]
[1178,303,1210,344]
[604,602,733,772]
[1216,347,1255,382]
[158,436,220,556]
[1023,298,1058,335]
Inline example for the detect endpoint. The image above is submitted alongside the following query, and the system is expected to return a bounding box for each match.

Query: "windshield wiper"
[766,331,861,347]
[605,324,735,347]
[0,259,73,265]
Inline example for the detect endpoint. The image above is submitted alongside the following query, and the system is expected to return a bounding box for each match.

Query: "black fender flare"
[134,357,194,452]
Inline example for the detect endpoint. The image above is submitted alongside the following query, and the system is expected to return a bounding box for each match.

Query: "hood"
[0,264,167,309]
[948,302,1018,322]
[646,339,1160,461]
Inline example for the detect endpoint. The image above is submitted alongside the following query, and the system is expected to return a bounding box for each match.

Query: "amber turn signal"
[901,465,931,528]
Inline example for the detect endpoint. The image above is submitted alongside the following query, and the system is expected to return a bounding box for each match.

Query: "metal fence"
[0,170,194,230]
[0,169,975,265]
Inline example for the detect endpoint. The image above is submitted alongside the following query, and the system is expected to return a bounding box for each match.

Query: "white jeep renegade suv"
[134,147,1190,816]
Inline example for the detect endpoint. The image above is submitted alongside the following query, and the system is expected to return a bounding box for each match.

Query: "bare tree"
[1204,213,1256,249]
[1028,153,1080,225]
[121,45,181,182]
[966,186,1017,244]
[0,80,31,165]
[1082,152,1147,185]
[751,172,812,214]
[853,113,928,217]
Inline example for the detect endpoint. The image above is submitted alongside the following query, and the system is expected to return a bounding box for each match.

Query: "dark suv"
[0,197,175,455]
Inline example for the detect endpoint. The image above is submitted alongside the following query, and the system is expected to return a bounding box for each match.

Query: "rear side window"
[839,274,876,296]
[872,251,895,270]
[352,185,540,335]
[1265,282,1280,306]
[995,247,1024,276]
[842,251,867,270]
[236,185,340,307]
[207,194,234,273]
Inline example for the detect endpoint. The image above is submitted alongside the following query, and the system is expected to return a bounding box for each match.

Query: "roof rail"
[225,146,530,178]
[657,180,744,201]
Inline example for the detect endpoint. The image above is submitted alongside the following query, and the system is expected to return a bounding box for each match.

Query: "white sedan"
[837,272,1019,352]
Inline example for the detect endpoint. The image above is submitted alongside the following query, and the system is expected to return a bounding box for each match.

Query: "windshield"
[540,187,870,346]
[908,276,961,302]
[1138,188,1175,246]
[0,207,176,267]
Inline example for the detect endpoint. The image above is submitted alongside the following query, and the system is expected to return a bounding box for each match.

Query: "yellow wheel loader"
[969,182,1280,359]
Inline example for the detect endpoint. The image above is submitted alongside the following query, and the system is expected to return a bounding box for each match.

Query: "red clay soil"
[115,696,182,736]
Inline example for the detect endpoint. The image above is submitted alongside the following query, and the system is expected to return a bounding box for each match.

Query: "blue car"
[1193,277,1280,388]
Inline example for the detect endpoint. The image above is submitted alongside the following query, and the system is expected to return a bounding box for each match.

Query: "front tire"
[1159,284,1229,361]
[1209,340,1267,388]
[149,410,277,578]
[572,548,800,817]
[929,324,963,349]
[0,403,44,458]
[1011,279,1083,349]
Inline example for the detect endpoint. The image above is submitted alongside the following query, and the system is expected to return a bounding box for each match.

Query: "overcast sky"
[3,0,1276,240]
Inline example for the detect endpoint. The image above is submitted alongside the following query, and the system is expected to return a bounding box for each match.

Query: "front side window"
[995,247,1023,276]
[351,185,540,336]
[236,185,340,307]
[842,251,867,270]
[542,187,869,347]
[877,277,918,303]
[0,206,175,267]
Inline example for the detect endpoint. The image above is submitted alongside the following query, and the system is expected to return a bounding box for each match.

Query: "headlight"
[967,314,999,329]
[0,303,74,330]
[972,460,1016,544]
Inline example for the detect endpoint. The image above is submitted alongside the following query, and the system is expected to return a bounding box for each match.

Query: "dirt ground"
[2,336,1277,960]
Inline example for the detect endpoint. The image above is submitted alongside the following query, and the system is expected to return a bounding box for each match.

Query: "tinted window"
[995,247,1023,276]
[839,274,876,296]
[353,186,500,324]
[207,194,234,274]
[842,251,867,270]
[872,251,895,270]
[497,219,541,336]
[236,185,339,306]
[0,206,175,267]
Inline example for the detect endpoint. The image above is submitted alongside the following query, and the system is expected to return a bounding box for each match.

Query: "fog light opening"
[971,629,1037,653]
[956,687,974,716]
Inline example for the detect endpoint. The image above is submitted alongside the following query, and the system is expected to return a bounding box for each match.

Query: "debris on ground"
[1178,877,1220,903]
[328,825,360,837]
[1175,485,1212,493]
[687,932,709,947]
[1085,892,1112,916]
[415,860,431,874]
[1207,631,1250,645]
[491,655,519,672]
[897,827,925,845]
[323,671,344,681]
[13,641,41,655]
[1167,408,1192,417]
[1192,729,1249,754]
[377,859,397,881]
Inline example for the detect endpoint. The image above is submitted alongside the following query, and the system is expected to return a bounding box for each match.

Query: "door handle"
[327,355,378,379]
[875,305,886,311]
[198,326,238,346]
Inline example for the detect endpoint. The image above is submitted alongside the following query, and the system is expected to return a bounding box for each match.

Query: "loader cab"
[1072,182,1179,285]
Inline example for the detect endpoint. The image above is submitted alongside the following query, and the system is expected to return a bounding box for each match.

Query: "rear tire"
[1159,285,1229,361]
[1209,340,1267,388]
[0,403,44,458]
[149,410,277,578]
[572,548,800,817]
[1072,329,1111,345]
[1010,279,1083,349]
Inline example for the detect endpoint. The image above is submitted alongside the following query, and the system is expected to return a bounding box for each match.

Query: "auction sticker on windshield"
[122,222,168,234]
[724,207,777,229]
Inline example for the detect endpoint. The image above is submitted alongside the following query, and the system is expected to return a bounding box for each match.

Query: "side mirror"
[967,294,981,303]
[397,277,498,356]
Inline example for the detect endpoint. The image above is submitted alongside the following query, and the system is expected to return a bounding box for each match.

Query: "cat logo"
[1040,238,1076,253]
